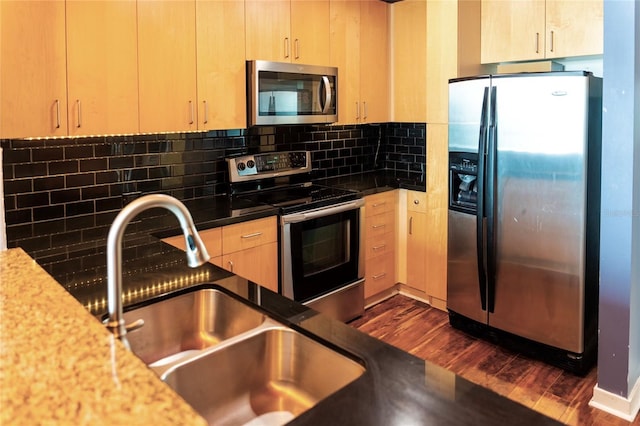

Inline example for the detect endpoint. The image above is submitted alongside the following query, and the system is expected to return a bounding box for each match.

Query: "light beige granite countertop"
[0,248,208,426]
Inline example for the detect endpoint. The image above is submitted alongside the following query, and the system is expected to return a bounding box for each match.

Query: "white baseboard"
[589,376,640,422]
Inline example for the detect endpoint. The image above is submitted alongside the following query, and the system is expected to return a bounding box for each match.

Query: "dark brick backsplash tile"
[34,176,64,192]
[33,205,65,221]
[4,195,15,211]
[109,156,134,169]
[81,185,111,200]
[80,158,108,172]
[66,201,95,216]
[65,145,94,159]
[33,219,65,236]
[5,222,32,243]
[5,178,32,195]
[95,197,123,213]
[66,173,95,188]
[51,188,81,204]
[49,160,79,175]
[33,147,64,162]
[65,215,96,231]
[2,123,425,267]
[96,171,119,184]
[94,144,113,157]
[3,148,31,164]
[14,162,47,178]
[5,209,32,226]
[17,192,49,208]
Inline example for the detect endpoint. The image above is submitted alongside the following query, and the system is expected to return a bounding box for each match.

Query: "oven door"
[281,199,364,303]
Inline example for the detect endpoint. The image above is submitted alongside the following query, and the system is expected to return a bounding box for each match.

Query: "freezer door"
[447,209,487,324]
[447,77,491,322]
[448,77,490,153]
[489,75,590,353]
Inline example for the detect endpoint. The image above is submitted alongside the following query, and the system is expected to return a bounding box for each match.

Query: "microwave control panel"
[227,151,311,182]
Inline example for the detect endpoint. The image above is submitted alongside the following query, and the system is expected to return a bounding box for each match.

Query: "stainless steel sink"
[123,288,266,365]
[161,327,365,425]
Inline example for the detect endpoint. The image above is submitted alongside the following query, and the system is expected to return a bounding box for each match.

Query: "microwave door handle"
[320,76,331,113]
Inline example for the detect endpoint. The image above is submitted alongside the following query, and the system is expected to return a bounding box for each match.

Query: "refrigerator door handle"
[476,86,490,311]
[486,85,498,314]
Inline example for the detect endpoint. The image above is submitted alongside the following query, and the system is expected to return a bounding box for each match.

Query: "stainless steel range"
[227,151,364,322]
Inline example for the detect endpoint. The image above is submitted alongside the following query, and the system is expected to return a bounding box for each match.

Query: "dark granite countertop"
[110,278,559,426]
[316,169,426,195]
[31,170,558,425]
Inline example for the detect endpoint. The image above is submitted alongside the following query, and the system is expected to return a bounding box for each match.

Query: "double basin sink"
[121,286,365,425]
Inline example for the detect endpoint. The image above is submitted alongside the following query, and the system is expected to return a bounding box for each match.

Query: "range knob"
[247,160,255,169]
[237,162,246,171]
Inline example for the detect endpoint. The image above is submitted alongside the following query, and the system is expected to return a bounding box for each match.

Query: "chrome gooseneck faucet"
[105,194,210,347]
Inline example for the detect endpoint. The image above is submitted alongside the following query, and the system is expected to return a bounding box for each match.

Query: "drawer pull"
[372,224,386,229]
[241,232,263,239]
[372,272,386,280]
[373,244,386,251]
[372,202,386,208]
[227,260,234,272]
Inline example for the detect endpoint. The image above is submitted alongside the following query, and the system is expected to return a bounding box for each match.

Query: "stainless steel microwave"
[247,60,337,126]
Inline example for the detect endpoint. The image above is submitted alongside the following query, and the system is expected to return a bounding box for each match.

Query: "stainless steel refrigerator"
[446,72,602,374]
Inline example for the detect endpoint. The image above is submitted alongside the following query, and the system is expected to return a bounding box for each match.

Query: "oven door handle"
[281,198,364,224]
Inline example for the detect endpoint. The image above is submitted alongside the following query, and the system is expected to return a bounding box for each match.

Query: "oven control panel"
[227,151,311,182]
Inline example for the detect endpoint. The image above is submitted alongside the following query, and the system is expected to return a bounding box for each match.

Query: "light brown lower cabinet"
[163,216,278,293]
[363,191,397,299]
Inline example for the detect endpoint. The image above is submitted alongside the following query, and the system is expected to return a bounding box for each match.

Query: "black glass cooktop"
[231,183,360,215]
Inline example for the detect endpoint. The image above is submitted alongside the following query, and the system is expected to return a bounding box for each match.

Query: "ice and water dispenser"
[449,152,478,214]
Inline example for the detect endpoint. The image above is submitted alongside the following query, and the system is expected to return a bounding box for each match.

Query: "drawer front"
[163,227,223,258]
[222,216,277,253]
[365,251,395,298]
[365,231,395,260]
[365,191,396,218]
[365,210,395,239]
[407,190,427,213]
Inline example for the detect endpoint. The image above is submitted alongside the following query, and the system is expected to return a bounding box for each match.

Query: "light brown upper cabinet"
[137,0,198,133]
[66,0,139,136]
[392,0,427,123]
[330,0,389,124]
[245,0,330,65]
[196,0,247,130]
[481,0,603,64]
[1,1,67,139]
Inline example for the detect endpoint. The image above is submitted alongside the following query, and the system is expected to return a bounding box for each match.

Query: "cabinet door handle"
[363,101,368,120]
[189,100,194,125]
[355,102,360,120]
[549,30,554,53]
[55,99,61,129]
[284,37,290,58]
[203,100,208,125]
[227,260,234,272]
[373,272,386,280]
[241,232,263,239]
[294,38,300,59]
[535,32,540,54]
[76,100,82,128]
[409,216,413,235]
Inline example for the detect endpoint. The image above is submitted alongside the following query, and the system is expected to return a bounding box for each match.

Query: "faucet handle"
[125,319,145,333]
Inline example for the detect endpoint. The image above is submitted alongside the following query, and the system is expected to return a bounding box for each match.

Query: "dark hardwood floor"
[349,295,638,426]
